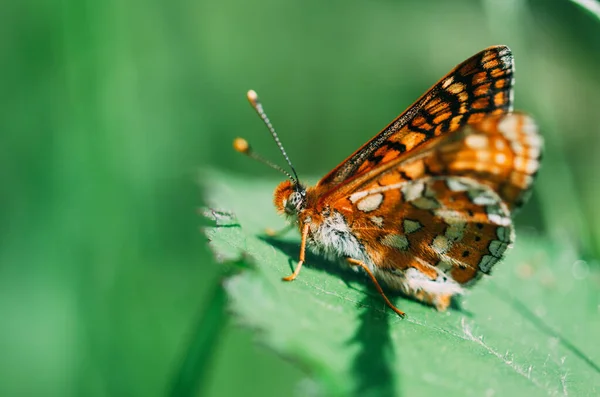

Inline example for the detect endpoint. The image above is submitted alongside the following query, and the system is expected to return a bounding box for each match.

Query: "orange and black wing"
[421,112,542,211]
[347,112,542,212]
[317,46,514,191]
[341,176,514,292]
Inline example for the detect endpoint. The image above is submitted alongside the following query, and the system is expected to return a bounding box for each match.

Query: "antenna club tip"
[233,137,250,153]
[247,90,258,106]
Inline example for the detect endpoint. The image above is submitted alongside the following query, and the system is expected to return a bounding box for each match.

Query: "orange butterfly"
[234,45,542,316]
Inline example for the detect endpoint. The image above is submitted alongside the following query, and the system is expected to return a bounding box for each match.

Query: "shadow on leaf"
[348,296,399,397]
[263,236,400,396]
[261,235,474,319]
[260,236,367,288]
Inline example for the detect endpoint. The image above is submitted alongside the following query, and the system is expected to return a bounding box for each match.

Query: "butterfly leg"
[282,223,310,281]
[347,258,406,318]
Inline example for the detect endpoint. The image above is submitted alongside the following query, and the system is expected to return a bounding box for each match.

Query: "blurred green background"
[2,0,599,396]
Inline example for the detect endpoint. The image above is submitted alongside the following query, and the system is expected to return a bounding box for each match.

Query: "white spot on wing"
[448,82,465,94]
[349,191,368,203]
[521,115,537,134]
[356,193,383,212]
[446,178,470,192]
[526,145,542,159]
[524,132,543,147]
[436,209,463,222]
[435,209,466,242]
[432,235,451,254]
[370,216,384,227]
[498,114,519,139]
[403,267,463,295]
[442,76,454,89]
[496,226,511,242]
[402,181,425,201]
[500,54,513,67]
[489,240,509,257]
[446,222,466,241]
[469,189,497,206]
[514,157,539,174]
[478,255,497,272]
[411,197,440,210]
[465,134,489,150]
[487,212,511,226]
[381,234,409,251]
[511,141,524,155]
[524,159,539,174]
[403,219,422,234]
[495,138,506,150]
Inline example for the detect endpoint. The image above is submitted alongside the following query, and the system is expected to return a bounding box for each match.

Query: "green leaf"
[202,170,600,396]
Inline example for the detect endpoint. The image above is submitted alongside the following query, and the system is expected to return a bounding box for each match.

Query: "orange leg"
[347,258,406,318]
[282,223,310,281]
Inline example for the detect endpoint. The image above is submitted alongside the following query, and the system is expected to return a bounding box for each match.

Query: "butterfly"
[234,45,542,317]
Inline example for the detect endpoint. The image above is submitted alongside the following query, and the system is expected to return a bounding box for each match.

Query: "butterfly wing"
[349,112,542,211]
[338,176,513,308]
[427,112,542,210]
[317,45,514,192]
[330,113,540,305]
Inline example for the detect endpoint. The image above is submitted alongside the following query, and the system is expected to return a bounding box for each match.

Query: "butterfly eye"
[285,190,305,215]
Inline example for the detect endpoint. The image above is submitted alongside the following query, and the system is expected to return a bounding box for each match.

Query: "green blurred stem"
[168,281,228,397]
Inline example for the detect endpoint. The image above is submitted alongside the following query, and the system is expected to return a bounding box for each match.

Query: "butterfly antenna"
[245,90,300,183]
[233,137,295,181]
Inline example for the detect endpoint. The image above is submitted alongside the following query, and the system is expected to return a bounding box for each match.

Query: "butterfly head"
[274,180,306,216]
